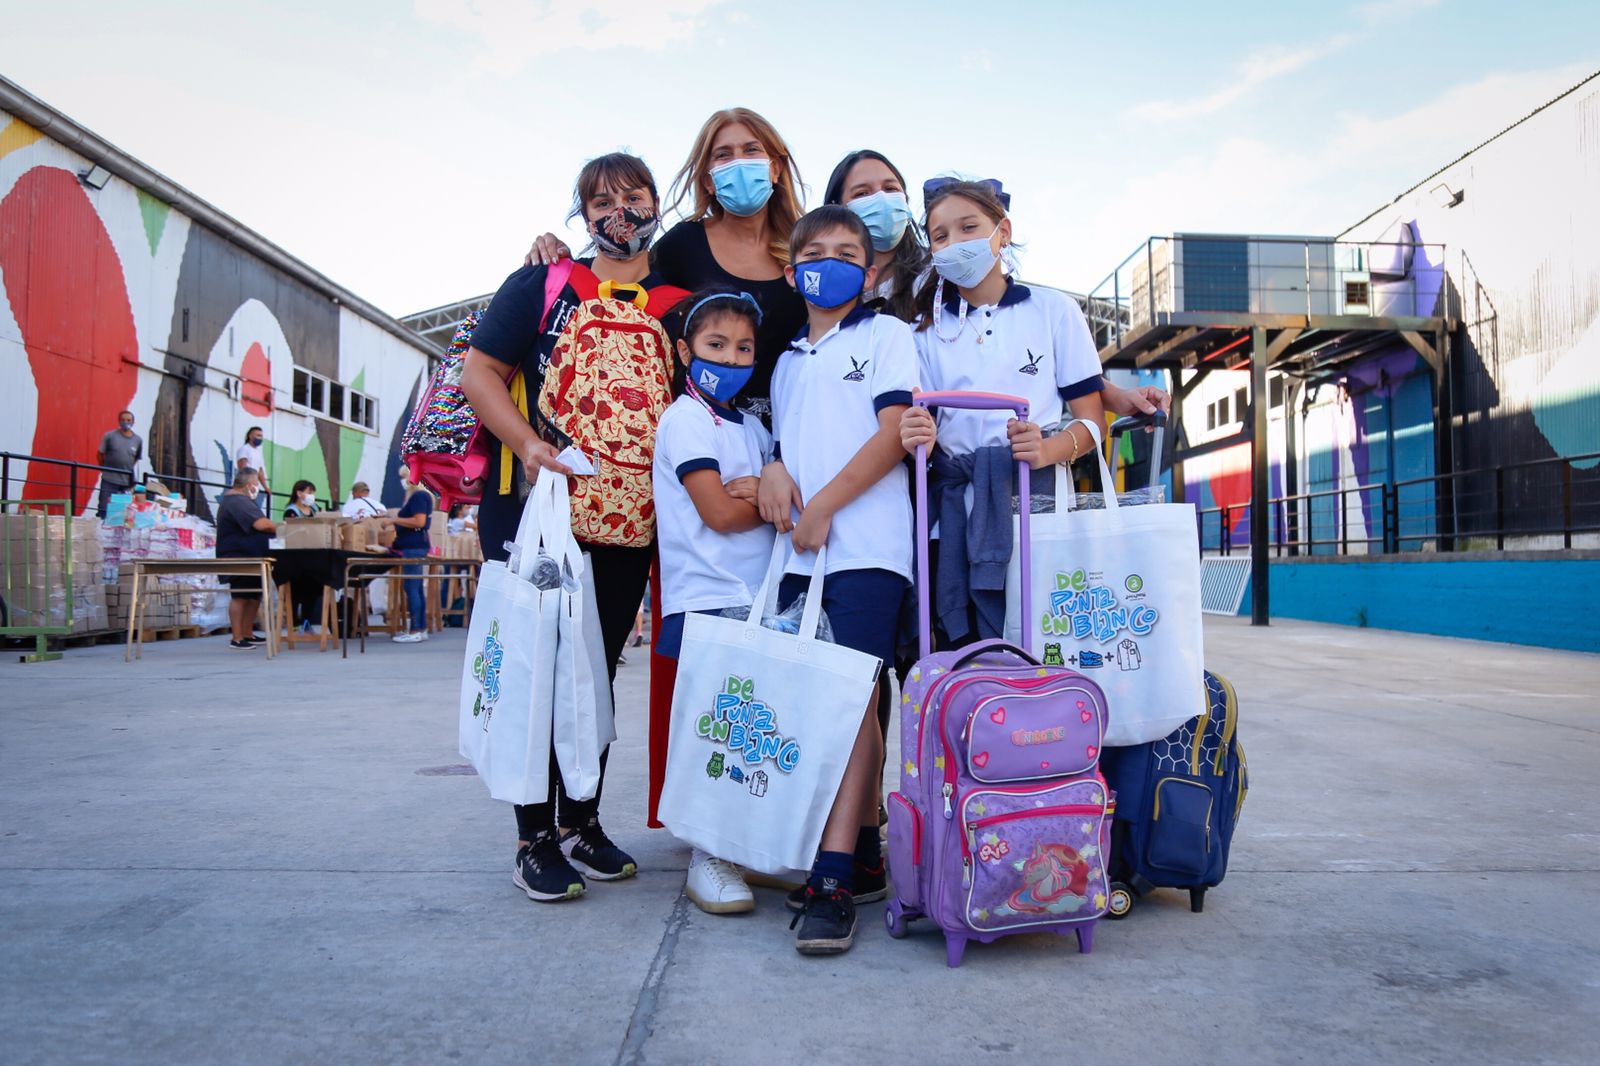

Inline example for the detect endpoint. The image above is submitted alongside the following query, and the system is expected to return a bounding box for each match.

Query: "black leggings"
[514,541,652,839]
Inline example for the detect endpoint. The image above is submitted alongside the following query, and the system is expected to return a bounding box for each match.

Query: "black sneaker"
[785,861,887,912]
[513,835,586,902]
[790,880,858,955]
[228,639,255,650]
[245,635,268,646]
[563,820,637,881]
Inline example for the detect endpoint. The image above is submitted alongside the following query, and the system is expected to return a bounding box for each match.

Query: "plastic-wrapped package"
[716,593,835,644]
[1017,484,1166,515]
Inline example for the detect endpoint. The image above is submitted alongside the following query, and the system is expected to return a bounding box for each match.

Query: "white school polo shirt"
[770,306,918,580]
[653,394,776,618]
[913,279,1103,455]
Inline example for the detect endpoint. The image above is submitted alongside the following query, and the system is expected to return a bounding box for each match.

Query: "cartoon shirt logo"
[1019,348,1043,376]
[842,357,868,383]
[748,770,769,797]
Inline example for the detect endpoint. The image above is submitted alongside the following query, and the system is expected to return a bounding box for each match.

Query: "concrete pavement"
[1,618,1597,1064]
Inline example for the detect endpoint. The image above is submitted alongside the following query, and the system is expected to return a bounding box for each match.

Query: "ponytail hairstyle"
[824,149,929,323]
[667,108,804,266]
[912,179,1013,331]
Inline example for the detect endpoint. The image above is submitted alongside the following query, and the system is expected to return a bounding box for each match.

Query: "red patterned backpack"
[536,264,688,546]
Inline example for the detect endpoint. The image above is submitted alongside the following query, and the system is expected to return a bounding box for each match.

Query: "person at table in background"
[282,480,320,519]
[96,410,144,519]
[390,466,434,644]
[341,481,387,520]
[446,503,473,536]
[216,470,275,651]
[235,427,270,513]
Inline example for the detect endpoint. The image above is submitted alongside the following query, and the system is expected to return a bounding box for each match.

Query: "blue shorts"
[654,609,728,660]
[777,568,907,668]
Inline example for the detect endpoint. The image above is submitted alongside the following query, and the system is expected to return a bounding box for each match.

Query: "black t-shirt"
[216,493,269,557]
[394,490,433,551]
[471,258,672,563]
[651,220,806,421]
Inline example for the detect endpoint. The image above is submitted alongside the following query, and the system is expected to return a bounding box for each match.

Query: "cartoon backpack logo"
[1001,843,1091,916]
[1042,643,1065,666]
[842,357,868,383]
[706,751,725,779]
[1019,348,1043,376]
[471,620,504,729]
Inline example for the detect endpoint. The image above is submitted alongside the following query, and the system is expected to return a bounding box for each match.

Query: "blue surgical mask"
[689,358,754,405]
[710,158,774,218]
[848,190,912,252]
[931,224,1002,290]
[792,257,867,309]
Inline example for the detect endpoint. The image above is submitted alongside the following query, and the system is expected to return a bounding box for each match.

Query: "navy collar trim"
[705,396,744,423]
[789,302,879,347]
[940,276,1031,312]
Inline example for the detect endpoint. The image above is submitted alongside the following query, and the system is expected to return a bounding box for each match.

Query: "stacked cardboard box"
[339,517,389,553]
[435,531,483,560]
[2,514,109,632]
[281,514,351,550]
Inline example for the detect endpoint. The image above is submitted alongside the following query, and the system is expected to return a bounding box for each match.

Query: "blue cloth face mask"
[710,158,774,218]
[689,358,755,405]
[791,257,867,309]
[931,224,1002,289]
[848,190,912,252]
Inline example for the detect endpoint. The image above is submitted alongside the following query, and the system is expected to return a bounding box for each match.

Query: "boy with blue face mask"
[757,205,920,955]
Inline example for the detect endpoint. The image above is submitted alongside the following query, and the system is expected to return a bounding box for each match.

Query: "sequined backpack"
[401,263,574,509]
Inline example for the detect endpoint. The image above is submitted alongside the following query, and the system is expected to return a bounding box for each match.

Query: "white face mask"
[931,223,1003,290]
[247,486,260,500]
[299,492,315,505]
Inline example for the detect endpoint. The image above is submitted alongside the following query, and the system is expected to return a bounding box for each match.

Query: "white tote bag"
[458,476,561,804]
[657,542,882,874]
[1004,420,1205,746]
[549,477,616,803]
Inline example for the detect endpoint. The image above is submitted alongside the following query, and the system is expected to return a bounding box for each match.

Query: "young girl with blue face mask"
[650,289,776,916]
[824,150,928,323]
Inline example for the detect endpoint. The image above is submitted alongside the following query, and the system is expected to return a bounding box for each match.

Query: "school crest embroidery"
[1019,348,1043,376]
[843,357,868,382]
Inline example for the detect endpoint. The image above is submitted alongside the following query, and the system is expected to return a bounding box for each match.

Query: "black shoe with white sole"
[790,880,858,955]
[228,639,255,650]
[562,820,637,881]
[513,834,586,902]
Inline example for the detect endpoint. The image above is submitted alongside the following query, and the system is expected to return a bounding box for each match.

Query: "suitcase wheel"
[1106,882,1136,920]
[884,900,909,939]
[1189,887,1207,913]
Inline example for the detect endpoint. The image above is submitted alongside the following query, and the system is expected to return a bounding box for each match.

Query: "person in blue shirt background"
[390,466,433,643]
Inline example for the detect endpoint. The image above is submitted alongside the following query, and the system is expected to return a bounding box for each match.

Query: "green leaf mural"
[135,189,170,256]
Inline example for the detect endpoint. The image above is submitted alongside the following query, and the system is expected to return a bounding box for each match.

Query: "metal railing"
[1086,235,1449,351]
[0,451,336,518]
[1197,452,1600,556]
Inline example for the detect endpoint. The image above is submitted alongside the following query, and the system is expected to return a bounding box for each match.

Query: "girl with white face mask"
[899,179,1110,648]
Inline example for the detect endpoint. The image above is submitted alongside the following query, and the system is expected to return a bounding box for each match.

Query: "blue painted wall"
[1249,557,1600,652]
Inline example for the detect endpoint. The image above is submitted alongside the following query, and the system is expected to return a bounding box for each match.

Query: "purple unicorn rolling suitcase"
[885,390,1113,968]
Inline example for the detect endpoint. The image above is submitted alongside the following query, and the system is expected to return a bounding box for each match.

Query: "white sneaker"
[685,849,754,914]
[392,631,426,643]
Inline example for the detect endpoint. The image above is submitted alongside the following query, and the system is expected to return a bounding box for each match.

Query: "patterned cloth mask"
[588,206,660,258]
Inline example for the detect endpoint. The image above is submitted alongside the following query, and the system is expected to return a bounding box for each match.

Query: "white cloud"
[1130,35,1357,121]
[413,0,735,73]
[1354,0,1442,28]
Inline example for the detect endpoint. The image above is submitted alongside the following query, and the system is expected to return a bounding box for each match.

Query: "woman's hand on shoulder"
[524,233,572,267]
[900,406,936,455]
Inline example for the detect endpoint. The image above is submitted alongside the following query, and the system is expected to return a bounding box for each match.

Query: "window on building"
[1270,375,1284,409]
[292,368,310,408]
[309,376,325,414]
[1234,386,1247,422]
[1206,402,1217,431]
[329,383,345,422]
[286,367,378,433]
[1217,395,1230,425]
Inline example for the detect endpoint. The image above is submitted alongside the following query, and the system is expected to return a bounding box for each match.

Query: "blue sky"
[3,0,1596,314]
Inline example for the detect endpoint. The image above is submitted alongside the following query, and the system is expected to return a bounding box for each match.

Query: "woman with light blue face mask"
[824,149,929,324]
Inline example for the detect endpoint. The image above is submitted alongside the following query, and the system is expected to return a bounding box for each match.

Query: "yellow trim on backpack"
[499,370,530,496]
[1211,673,1238,776]
[597,279,648,309]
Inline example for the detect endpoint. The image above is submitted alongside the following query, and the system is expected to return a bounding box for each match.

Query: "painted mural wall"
[1181,73,1600,553]
[0,112,429,519]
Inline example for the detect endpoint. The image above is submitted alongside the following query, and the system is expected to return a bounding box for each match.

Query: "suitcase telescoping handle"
[1107,410,1167,493]
[913,390,1032,660]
